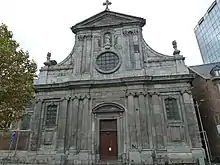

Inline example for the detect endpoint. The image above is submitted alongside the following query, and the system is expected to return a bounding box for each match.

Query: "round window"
[96,52,120,73]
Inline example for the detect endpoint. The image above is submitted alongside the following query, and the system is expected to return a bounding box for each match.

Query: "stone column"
[182,90,201,148]
[31,99,43,150]
[128,32,135,69]
[133,32,141,69]
[85,36,92,73]
[146,94,153,149]
[81,37,87,74]
[75,35,84,74]
[134,94,141,148]
[151,92,165,149]
[88,97,93,151]
[70,95,79,151]
[57,97,69,152]
[81,95,90,150]
[127,93,137,149]
[77,97,84,150]
[138,92,149,148]
[67,97,73,149]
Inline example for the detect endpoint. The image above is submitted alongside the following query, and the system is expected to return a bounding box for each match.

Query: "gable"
[71,10,146,33]
[82,15,132,27]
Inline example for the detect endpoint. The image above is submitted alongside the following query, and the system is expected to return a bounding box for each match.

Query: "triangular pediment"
[71,10,146,33]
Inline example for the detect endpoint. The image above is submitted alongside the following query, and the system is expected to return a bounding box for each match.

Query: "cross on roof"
[103,0,112,11]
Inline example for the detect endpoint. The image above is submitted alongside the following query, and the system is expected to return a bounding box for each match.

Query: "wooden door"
[99,119,118,160]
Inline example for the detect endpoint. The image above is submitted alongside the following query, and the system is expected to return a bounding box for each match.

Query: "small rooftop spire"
[103,0,112,11]
[172,40,181,55]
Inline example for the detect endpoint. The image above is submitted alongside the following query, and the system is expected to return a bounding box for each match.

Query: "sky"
[0,0,214,69]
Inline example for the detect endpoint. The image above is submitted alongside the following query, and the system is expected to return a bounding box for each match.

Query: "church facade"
[0,4,205,165]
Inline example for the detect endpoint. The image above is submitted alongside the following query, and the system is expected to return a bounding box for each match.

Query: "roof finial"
[172,40,181,55]
[103,0,112,11]
[44,52,57,66]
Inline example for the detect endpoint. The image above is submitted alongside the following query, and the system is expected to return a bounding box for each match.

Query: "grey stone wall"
[0,9,205,165]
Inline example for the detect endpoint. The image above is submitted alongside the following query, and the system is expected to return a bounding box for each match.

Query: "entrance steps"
[93,160,126,165]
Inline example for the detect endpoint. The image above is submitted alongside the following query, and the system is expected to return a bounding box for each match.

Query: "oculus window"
[96,52,120,73]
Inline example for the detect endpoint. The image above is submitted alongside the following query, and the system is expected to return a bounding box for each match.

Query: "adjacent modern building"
[190,62,220,162]
[0,1,205,165]
[194,0,220,64]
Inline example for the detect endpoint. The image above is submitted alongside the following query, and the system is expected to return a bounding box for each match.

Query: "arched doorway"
[92,103,125,161]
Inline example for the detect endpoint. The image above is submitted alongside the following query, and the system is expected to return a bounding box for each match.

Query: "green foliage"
[0,23,37,130]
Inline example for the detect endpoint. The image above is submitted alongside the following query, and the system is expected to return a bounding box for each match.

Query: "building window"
[96,52,119,72]
[45,105,57,127]
[165,98,180,120]
[214,70,220,76]
[20,113,31,130]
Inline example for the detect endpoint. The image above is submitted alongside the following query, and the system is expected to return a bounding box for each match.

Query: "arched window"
[164,98,180,120]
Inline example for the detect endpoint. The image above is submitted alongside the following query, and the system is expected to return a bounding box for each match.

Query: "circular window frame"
[95,51,121,74]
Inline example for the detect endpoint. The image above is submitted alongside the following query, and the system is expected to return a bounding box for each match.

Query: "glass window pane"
[165,98,180,120]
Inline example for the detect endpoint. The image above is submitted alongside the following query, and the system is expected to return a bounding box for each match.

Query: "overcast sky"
[0,0,214,69]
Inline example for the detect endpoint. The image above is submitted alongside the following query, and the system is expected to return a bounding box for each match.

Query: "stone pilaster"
[31,99,43,150]
[134,94,141,148]
[85,36,92,73]
[77,98,84,150]
[181,90,201,148]
[57,97,69,152]
[138,92,149,148]
[151,92,165,149]
[123,29,140,70]
[81,95,90,150]
[67,96,73,149]
[79,35,93,74]
[70,95,79,150]
[126,93,137,149]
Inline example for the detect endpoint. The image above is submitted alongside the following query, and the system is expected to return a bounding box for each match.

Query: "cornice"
[40,65,74,72]
[146,56,185,63]
[35,74,194,92]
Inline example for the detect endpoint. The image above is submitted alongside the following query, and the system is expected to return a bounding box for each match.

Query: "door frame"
[93,113,124,160]
[99,119,118,160]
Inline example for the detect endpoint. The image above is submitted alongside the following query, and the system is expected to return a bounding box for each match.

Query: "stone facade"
[0,9,205,165]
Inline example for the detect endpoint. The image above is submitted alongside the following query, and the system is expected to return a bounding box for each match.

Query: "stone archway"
[92,102,125,161]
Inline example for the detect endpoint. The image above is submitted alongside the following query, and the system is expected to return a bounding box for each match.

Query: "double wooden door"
[99,119,118,160]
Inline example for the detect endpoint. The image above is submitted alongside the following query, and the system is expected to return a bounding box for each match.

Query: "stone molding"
[148,91,160,97]
[71,94,91,100]
[125,91,147,97]
[92,102,125,113]
[61,96,71,102]
[78,35,93,41]
[123,29,139,36]
[180,89,192,95]
[36,75,194,92]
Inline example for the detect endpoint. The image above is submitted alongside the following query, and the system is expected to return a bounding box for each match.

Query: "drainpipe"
[195,101,212,165]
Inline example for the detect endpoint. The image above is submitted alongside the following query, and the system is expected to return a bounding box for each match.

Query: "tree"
[0,23,37,130]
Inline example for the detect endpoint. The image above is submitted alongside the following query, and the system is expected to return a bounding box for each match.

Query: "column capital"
[180,89,192,95]
[148,91,160,97]
[35,98,44,104]
[61,96,71,102]
[71,94,91,100]
[125,91,146,97]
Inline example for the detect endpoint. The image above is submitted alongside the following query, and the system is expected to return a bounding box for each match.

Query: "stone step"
[92,160,126,165]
